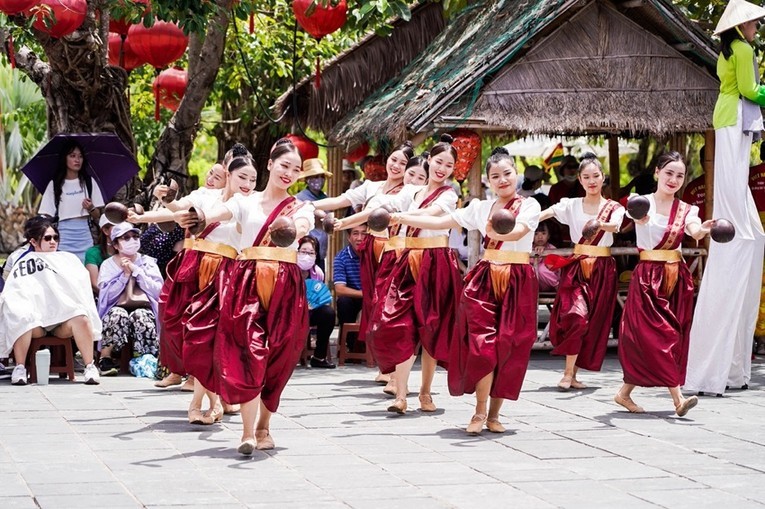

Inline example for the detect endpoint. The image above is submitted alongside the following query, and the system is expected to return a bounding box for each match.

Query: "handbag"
[116,276,151,311]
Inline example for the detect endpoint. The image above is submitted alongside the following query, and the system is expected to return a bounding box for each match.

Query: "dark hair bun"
[580,152,597,161]
[402,140,414,149]
[440,133,454,144]
[490,147,509,156]
[228,156,252,172]
[274,138,293,147]
[231,143,249,158]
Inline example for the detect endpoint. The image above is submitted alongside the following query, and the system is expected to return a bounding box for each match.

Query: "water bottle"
[35,349,50,385]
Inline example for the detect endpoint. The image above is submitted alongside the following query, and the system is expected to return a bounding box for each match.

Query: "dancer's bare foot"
[155,373,182,388]
[570,379,588,390]
[614,393,645,413]
[255,429,275,450]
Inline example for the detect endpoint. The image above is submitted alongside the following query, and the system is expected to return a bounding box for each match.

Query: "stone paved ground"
[3,352,765,509]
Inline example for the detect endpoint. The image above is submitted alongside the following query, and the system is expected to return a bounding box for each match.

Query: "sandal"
[237,438,256,456]
[570,379,588,390]
[155,373,182,388]
[375,373,391,384]
[614,393,645,413]
[418,393,437,412]
[466,413,487,435]
[188,408,206,425]
[383,381,396,396]
[557,376,572,391]
[204,403,224,424]
[255,429,275,450]
[387,399,407,415]
[180,376,195,392]
[675,396,698,417]
[486,418,506,434]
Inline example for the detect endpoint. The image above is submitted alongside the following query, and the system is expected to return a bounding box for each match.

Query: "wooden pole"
[704,129,715,221]
[467,136,483,268]
[608,134,620,199]
[326,146,345,282]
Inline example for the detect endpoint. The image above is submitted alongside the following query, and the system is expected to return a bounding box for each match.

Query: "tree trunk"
[145,1,231,198]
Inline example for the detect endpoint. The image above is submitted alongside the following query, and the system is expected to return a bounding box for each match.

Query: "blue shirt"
[296,188,327,202]
[333,246,361,291]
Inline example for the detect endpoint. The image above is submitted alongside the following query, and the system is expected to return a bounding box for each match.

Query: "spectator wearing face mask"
[296,159,332,269]
[297,236,336,369]
[96,222,163,376]
[548,155,586,205]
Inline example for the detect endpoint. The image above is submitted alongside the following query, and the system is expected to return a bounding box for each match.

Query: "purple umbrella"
[20,132,140,201]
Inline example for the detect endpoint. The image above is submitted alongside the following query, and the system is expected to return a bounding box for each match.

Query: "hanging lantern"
[449,129,481,182]
[128,20,188,69]
[29,0,87,39]
[108,0,150,36]
[345,142,369,163]
[292,0,347,89]
[285,133,319,160]
[152,66,187,121]
[108,33,145,71]
[363,155,387,182]
[0,0,37,15]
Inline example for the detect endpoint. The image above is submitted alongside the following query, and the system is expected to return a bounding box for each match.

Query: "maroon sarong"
[549,256,617,371]
[368,247,462,374]
[449,260,538,400]
[618,261,694,387]
[357,234,385,342]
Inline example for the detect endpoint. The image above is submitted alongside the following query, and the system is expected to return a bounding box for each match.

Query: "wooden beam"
[467,136,483,269]
[608,134,620,200]
[326,147,345,283]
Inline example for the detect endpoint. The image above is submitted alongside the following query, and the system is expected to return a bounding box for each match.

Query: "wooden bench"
[26,336,75,384]
[336,322,375,367]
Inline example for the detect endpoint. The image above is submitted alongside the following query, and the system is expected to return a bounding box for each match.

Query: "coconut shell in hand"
[367,207,391,232]
[162,179,179,203]
[491,209,516,235]
[270,216,297,247]
[104,202,128,223]
[627,195,650,220]
[132,203,145,215]
[711,218,735,243]
[581,219,601,240]
[186,207,206,236]
[322,212,335,234]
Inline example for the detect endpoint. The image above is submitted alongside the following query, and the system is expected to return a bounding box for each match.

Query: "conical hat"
[714,0,765,35]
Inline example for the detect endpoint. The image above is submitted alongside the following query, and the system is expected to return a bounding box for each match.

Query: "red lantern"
[108,33,145,71]
[152,66,187,120]
[29,0,87,39]
[292,0,347,39]
[0,0,37,15]
[128,20,188,69]
[345,142,369,163]
[450,129,481,182]
[363,155,387,182]
[285,133,319,160]
[109,0,150,36]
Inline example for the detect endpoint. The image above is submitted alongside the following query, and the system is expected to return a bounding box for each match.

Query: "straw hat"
[301,158,332,179]
[714,0,765,35]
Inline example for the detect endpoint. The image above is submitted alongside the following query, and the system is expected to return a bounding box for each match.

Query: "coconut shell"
[186,207,206,236]
[322,212,335,234]
[368,208,391,232]
[132,203,145,215]
[162,179,179,203]
[491,209,516,235]
[104,202,128,223]
[627,195,650,220]
[270,216,297,247]
[581,219,601,240]
[711,218,735,243]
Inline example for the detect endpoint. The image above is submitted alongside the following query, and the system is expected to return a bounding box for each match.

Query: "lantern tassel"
[249,13,254,34]
[8,33,15,69]
[314,56,321,89]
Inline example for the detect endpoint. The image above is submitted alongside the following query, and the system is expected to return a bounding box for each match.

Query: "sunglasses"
[42,234,59,242]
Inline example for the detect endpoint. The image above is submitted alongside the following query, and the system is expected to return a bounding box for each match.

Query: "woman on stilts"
[539,156,624,390]
[396,147,541,434]
[616,152,713,416]
[196,139,314,455]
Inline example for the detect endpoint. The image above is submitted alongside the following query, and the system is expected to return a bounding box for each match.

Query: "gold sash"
[183,238,238,259]
[404,237,448,249]
[383,236,406,252]
[482,249,530,264]
[573,244,611,257]
[639,250,682,263]
[239,246,297,264]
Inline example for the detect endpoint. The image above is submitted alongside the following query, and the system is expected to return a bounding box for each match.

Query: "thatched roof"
[273,2,446,136]
[330,0,719,146]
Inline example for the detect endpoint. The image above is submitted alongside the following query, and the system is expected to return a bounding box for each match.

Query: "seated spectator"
[0,215,100,385]
[97,222,163,376]
[532,222,560,292]
[139,223,185,278]
[84,215,116,295]
[297,236,336,369]
[333,225,366,345]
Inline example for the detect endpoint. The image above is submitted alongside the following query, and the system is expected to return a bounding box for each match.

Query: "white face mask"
[297,253,316,271]
[119,238,141,257]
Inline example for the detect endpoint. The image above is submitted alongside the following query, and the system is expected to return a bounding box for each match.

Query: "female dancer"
[195,139,314,454]
[539,157,624,390]
[617,152,713,416]
[396,148,541,434]
[130,157,258,423]
[367,137,460,414]
[687,1,765,395]
[315,142,414,384]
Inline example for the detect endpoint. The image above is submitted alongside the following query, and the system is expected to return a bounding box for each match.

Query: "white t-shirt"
[452,197,541,253]
[224,194,315,251]
[185,188,239,247]
[392,185,458,237]
[38,178,105,220]
[550,198,625,246]
[628,194,701,251]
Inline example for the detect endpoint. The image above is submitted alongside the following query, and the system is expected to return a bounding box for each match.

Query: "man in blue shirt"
[333,225,366,336]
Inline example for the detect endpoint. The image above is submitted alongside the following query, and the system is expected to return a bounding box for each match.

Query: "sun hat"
[301,159,332,179]
[524,165,551,182]
[110,222,140,241]
[714,0,765,35]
